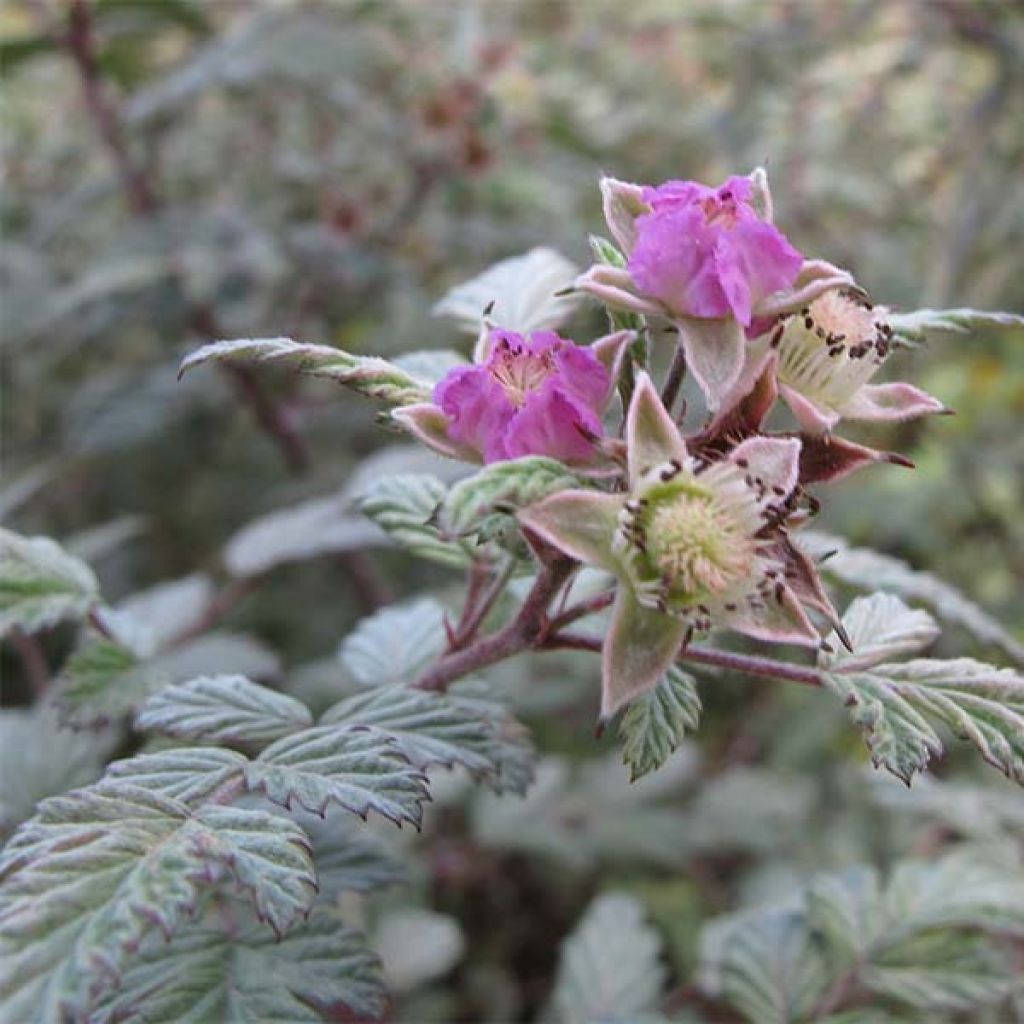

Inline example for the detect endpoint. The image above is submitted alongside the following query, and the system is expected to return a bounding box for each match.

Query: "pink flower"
[577,170,853,411]
[628,176,803,327]
[394,329,632,466]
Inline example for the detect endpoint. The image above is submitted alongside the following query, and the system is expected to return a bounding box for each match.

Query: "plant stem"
[547,631,824,688]
[548,589,615,632]
[452,557,517,650]
[660,342,688,414]
[414,560,574,692]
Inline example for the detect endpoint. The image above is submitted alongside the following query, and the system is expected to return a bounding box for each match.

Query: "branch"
[414,559,574,692]
[547,631,824,689]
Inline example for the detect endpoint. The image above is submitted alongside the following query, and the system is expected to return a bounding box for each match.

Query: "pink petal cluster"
[627,176,803,326]
[434,329,610,464]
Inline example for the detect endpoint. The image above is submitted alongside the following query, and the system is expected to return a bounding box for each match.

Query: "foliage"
[2,2,1023,1021]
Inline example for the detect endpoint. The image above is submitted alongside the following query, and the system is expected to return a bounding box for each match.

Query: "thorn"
[552,286,576,297]
[883,452,916,469]
[483,299,496,315]
[836,622,854,652]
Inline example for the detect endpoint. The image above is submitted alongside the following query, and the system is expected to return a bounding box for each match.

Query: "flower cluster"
[392,167,950,718]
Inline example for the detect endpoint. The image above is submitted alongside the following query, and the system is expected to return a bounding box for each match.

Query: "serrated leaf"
[0,783,315,1020]
[56,633,281,728]
[222,493,389,577]
[245,725,429,827]
[357,473,473,568]
[94,905,386,1024]
[303,816,405,900]
[0,528,99,637]
[106,747,250,805]
[824,657,1024,785]
[887,307,1024,344]
[0,706,113,837]
[338,598,448,688]
[618,667,701,782]
[550,891,666,1024]
[705,908,829,1024]
[433,247,583,336]
[137,675,312,746]
[799,532,1024,665]
[819,594,939,671]
[321,685,533,791]
[178,337,430,404]
[440,457,582,541]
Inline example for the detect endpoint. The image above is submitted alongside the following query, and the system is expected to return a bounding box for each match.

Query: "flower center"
[774,288,893,406]
[638,485,754,602]
[487,338,555,407]
[699,190,742,229]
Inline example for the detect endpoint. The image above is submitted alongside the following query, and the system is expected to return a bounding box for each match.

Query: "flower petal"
[503,384,602,464]
[601,589,688,719]
[518,490,624,573]
[715,219,803,326]
[434,365,517,461]
[626,370,688,485]
[778,383,841,435]
[391,403,482,463]
[728,436,801,507]
[600,177,650,255]
[838,382,947,422]
[550,336,612,410]
[676,315,747,412]
[754,259,854,320]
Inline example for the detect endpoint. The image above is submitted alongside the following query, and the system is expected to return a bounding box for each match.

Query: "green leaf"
[819,593,939,672]
[106,747,249,805]
[887,307,1024,345]
[440,456,581,542]
[824,657,1024,785]
[550,891,666,1024]
[178,337,431,405]
[0,528,99,637]
[245,726,429,827]
[357,474,473,568]
[94,904,386,1024]
[321,685,533,792]
[799,531,1024,665]
[0,783,315,1020]
[136,675,312,747]
[618,666,701,782]
[703,908,828,1024]
[432,247,582,337]
[589,234,627,268]
[338,597,448,687]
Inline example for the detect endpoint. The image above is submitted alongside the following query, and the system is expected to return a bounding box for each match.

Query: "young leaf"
[550,891,666,1024]
[799,531,1024,665]
[321,685,533,790]
[0,528,99,637]
[357,474,473,568]
[0,783,316,1019]
[106,747,250,805]
[94,905,386,1024]
[338,598,448,687]
[440,456,582,541]
[178,337,432,405]
[432,247,583,336]
[819,594,940,672]
[136,675,312,747]
[245,726,429,827]
[824,657,1024,785]
[618,666,702,782]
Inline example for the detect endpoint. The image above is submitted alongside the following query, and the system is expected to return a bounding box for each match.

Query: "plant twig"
[660,342,688,414]
[548,589,615,633]
[451,557,517,651]
[547,631,824,689]
[414,560,574,692]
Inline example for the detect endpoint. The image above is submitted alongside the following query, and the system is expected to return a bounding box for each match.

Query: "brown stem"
[451,558,516,650]
[414,560,574,692]
[547,631,824,689]
[548,589,615,633]
[56,1,311,477]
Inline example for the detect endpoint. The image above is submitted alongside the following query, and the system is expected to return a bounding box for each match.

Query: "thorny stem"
[414,560,574,692]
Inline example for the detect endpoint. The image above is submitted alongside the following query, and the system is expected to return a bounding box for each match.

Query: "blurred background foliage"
[2,0,1023,1019]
